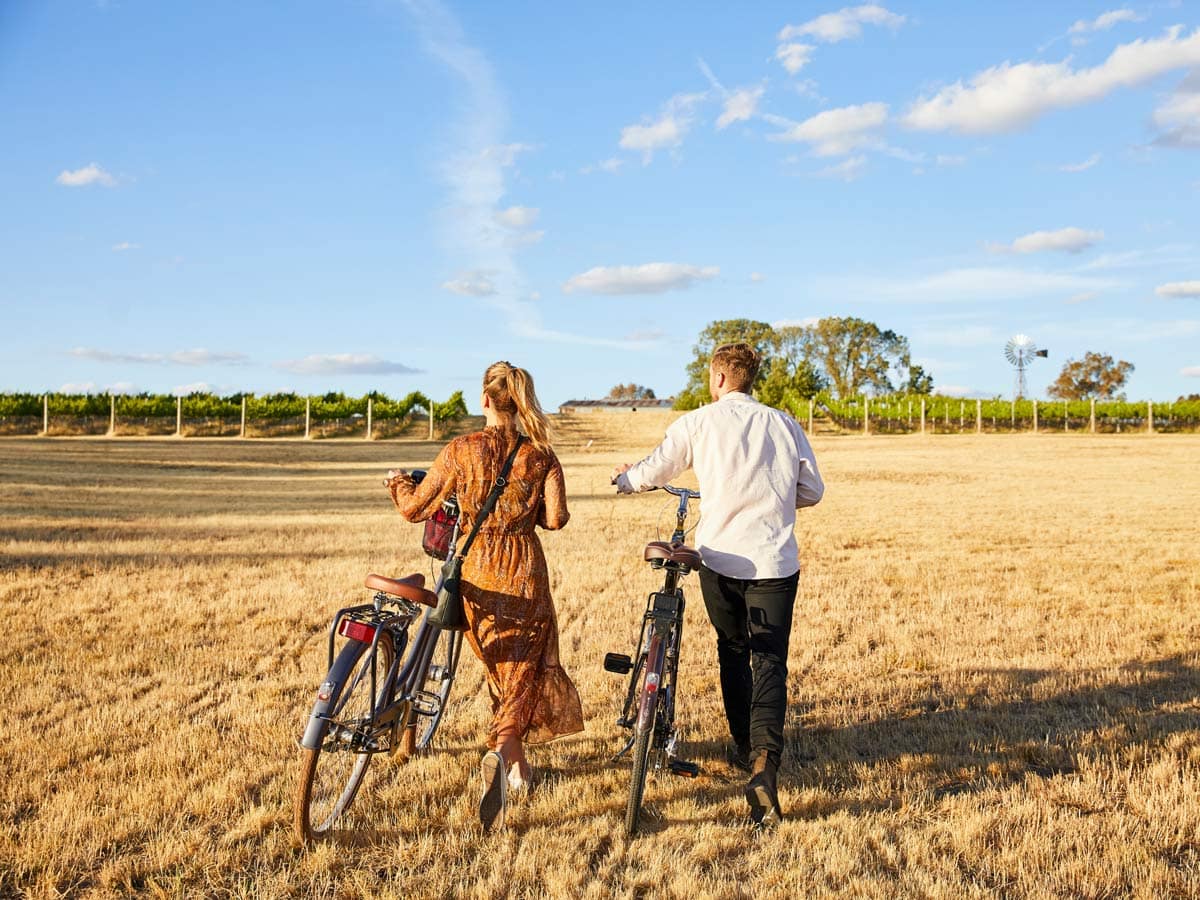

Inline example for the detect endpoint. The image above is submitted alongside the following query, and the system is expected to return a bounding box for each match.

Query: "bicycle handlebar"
[658,485,700,499]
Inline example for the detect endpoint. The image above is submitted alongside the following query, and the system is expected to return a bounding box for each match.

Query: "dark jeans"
[697,565,799,768]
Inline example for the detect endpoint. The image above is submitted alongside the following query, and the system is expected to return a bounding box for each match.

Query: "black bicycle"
[293,485,464,844]
[604,485,703,836]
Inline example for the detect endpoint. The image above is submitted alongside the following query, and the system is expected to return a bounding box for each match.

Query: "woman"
[385,361,583,831]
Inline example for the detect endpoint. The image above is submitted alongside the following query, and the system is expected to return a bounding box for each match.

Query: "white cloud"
[1069,9,1142,35]
[989,227,1104,255]
[619,92,707,161]
[904,26,1200,134]
[580,157,624,175]
[1077,243,1194,271]
[111,241,140,251]
[441,272,497,296]
[56,163,116,187]
[274,354,423,375]
[1156,281,1200,297]
[173,382,219,396]
[1066,291,1100,304]
[1182,366,1200,377]
[938,384,989,398]
[779,4,906,43]
[563,263,720,295]
[769,102,888,156]
[772,317,820,329]
[481,143,536,167]
[936,154,967,167]
[750,272,766,283]
[775,43,815,75]
[495,206,538,229]
[814,155,867,181]
[68,347,249,366]
[1060,153,1101,172]
[1152,73,1200,148]
[717,85,765,129]
[623,328,665,342]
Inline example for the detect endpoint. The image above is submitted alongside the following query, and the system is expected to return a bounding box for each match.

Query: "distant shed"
[558,398,676,414]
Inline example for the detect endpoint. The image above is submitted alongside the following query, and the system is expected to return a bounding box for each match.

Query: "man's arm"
[792,423,824,508]
[612,418,693,493]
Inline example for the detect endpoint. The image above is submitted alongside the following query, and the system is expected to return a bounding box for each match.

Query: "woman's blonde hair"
[483,361,552,452]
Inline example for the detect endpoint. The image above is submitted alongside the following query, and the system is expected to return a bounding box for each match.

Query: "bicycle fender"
[636,634,665,732]
[299,641,368,750]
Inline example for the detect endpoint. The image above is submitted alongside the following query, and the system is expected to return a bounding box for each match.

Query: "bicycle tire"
[294,629,395,843]
[624,719,654,837]
[412,627,462,751]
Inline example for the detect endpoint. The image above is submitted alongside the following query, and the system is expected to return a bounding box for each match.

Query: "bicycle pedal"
[411,690,442,716]
[668,759,701,778]
[603,652,633,675]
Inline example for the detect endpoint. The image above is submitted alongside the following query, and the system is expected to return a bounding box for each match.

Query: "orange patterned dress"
[388,425,584,748]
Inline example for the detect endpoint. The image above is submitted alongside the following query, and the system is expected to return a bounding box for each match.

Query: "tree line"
[671,318,1144,410]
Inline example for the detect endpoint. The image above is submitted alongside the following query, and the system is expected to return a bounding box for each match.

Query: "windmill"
[1004,334,1049,400]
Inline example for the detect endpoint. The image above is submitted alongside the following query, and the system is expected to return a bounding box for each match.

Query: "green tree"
[803,316,910,398]
[674,318,776,410]
[903,363,935,395]
[758,325,828,405]
[1047,352,1134,400]
[607,383,656,400]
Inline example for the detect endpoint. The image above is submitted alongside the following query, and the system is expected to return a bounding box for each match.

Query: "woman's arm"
[537,455,570,530]
[386,443,456,522]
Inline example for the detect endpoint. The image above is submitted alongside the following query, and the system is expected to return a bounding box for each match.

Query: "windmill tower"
[1004,334,1049,400]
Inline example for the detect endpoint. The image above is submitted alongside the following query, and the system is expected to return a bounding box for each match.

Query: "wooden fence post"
[1033,400,1038,434]
[920,397,926,435]
[241,397,247,438]
[1089,397,1096,434]
[863,397,869,436]
[176,396,182,438]
[42,394,48,436]
[1010,399,1015,430]
[366,398,373,440]
[305,397,311,439]
[976,398,982,434]
[429,403,435,441]
[808,399,814,433]
[109,393,116,437]
[1148,400,1154,434]
[1064,400,1069,432]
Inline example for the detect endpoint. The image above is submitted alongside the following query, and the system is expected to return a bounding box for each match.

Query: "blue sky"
[2,1,1198,408]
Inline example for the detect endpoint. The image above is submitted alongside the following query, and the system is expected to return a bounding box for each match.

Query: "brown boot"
[744,752,782,828]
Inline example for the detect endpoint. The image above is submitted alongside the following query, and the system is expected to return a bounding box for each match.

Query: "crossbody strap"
[457,434,525,560]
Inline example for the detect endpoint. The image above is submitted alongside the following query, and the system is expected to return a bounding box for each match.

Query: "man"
[611,342,824,827]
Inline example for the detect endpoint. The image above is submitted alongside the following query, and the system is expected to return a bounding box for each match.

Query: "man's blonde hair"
[711,342,761,393]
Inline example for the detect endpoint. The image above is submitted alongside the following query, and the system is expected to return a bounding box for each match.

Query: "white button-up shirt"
[615,391,824,580]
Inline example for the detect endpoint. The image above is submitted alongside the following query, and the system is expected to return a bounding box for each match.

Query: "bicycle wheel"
[294,630,395,843]
[411,626,462,751]
[624,719,654,836]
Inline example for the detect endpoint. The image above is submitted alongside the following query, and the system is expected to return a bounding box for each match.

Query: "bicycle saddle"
[364,573,438,607]
[643,541,702,569]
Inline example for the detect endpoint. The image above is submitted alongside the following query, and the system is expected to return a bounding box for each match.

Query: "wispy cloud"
[779,4,906,43]
[1069,9,1143,36]
[772,317,820,329]
[775,43,815,75]
[767,102,889,156]
[1060,153,1101,172]
[750,272,767,283]
[618,92,708,162]
[1066,291,1100,304]
[56,163,116,187]
[69,348,249,366]
[563,263,720,295]
[274,354,423,375]
[697,59,765,130]
[824,266,1120,304]
[495,206,538,229]
[814,155,867,181]
[112,241,140,251]
[1182,366,1200,377]
[904,26,1200,134]
[580,157,623,175]
[441,271,497,296]
[1152,71,1200,149]
[1156,281,1200,298]
[988,227,1104,255]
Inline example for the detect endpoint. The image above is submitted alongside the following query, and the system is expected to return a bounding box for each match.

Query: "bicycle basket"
[422,500,459,560]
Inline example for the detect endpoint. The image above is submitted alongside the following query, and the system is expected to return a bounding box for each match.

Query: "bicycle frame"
[299,507,464,755]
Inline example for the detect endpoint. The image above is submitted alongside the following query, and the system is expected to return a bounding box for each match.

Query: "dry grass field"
[2,415,1199,899]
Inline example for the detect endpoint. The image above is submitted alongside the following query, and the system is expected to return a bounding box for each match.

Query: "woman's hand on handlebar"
[383,468,417,488]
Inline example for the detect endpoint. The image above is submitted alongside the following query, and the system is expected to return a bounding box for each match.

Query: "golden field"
[2,414,1199,899]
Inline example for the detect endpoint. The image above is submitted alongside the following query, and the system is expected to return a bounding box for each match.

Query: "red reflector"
[339,619,377,643]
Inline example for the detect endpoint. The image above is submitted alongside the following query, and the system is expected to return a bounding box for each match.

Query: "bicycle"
[603,484,703,836]
[293,478,465,844]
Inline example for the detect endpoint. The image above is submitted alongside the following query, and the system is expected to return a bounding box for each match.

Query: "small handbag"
[427,436,525,631]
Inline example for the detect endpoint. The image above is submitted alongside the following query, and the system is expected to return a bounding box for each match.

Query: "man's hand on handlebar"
[611,462,636,493]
